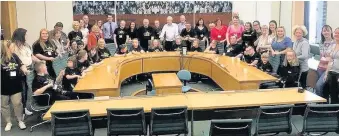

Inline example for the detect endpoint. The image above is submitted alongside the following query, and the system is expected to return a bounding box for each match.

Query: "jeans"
[315,69,326,97]
[22,67,34,110]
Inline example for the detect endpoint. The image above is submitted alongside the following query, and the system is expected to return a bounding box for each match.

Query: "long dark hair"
[128,22,137,32]
[245,22,253,31]
[253,20,261,30]
[11,28,27,47]
[196,18,206,28]
[321,25,333,44]
[269,20,277,35]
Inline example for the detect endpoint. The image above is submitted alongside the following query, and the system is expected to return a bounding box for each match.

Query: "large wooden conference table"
[75,52,277,97]
[43,88,325,135]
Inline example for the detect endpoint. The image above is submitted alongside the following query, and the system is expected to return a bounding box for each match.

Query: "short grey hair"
[293,25,308,37]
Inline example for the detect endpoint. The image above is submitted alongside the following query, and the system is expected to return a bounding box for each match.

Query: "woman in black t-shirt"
[242,22,257,48]
[33,29,57,78]
[1,41,28,131]
[148,39,165,52]
[97,38,111,59]
[277,50,300,88]
[195,18,209,48]
[127,22,138,40]
[68,21,83,41]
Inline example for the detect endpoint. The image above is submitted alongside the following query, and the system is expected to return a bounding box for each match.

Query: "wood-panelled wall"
[1,1,17,40]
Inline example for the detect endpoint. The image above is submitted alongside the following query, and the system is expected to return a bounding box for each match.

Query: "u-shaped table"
[75,52,277,97]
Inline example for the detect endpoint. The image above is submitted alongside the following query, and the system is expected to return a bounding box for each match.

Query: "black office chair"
[146,79,156,95]
[255,105,293,136]
[106,108,146,136]
[75,92,95,99]
[209,119,253,136]
[301,104,339,136]
[30,93,52,132]
[51,109,93,136]
[150,106,189,136]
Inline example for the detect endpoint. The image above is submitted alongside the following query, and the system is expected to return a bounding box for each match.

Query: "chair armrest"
[30,93,51,112]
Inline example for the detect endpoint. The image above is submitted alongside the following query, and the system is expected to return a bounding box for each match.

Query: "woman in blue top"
[270,26,293,73]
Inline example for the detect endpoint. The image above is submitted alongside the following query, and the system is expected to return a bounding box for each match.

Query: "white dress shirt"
[160,23,179,41]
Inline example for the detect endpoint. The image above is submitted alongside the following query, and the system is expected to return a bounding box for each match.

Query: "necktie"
[110,22,113,39]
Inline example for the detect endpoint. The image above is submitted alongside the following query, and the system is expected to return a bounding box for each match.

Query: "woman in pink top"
[210,18,228,43]
[226,16,244,45]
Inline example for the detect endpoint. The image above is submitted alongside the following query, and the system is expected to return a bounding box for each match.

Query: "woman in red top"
[87,25,103,51]
[210,18,228,44]
[226,16,244,45]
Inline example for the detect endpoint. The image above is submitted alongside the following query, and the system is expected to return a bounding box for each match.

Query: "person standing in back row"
[103,14,117,44]
[138,19,155,51]
[160,16,179,51]
[83,15,93,33]
[114,20,128,51]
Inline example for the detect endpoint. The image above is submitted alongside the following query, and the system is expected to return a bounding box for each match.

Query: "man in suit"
[83,15,93,32]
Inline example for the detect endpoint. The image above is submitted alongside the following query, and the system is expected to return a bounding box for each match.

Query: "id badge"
[218,35,221,38]
[288,71,292,74]
[10,71,16,77]
[119,35,123,38]
[200,34,204,38]
[48,52,52,56]
[227,49,231,53]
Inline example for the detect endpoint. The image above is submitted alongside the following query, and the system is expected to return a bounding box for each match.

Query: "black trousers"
[299,71,308,89]
[328,71,339,104]
[104,39,114,44]
[164,41,174,51]
[140,40,149,51]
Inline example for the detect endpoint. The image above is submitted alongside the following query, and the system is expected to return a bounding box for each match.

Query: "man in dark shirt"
[154,20,162,39]
[244,46,260,66]
[83,15,93,32]
[114,20,128,51]
[225,35,243,57]
[76,50,90,72]
[137,19,155,51]
[180,22,196,51]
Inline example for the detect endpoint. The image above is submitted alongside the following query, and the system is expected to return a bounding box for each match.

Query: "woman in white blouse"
[79,19,89,46]
[255,25,274,54]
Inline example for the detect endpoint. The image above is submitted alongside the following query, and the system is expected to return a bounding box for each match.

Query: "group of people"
[1,11,339,132]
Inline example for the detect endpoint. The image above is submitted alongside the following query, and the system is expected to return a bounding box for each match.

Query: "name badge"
[288,71,292,74]
[200,34,204,38]
[48,52,52,55]
[119,35,123,38]
[218,35,221,38]
[61,40,64,43]
[10,71,16,77]
[227,49,231,53]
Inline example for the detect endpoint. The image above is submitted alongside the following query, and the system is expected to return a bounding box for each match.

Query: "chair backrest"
[51,109,93,136]
[77,92,95,100]
[107,108,146,136]
[106,43,116,54]
[255,105,293,135]
[150,106,188,135]
[302,104,339,134]
[177,70,191,81]
[216,42,225,55]
[209,119,252,136]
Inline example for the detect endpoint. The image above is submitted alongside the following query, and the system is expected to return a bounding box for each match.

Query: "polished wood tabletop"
[152,73,182,88]
[43,88,326,120]
[74,52,277,97]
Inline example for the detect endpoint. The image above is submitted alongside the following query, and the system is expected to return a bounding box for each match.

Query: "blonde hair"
[77,50,87,60]
[97,38,105,48]
[67,56,77,68]
[91,25,100,32]
[293,25,308,37]
[72,21,80,30]
[283,50,299,66]
[276,26,286,38]
[34,60,46,72]
[1,40,13,63]
[35,28,55,51]
[261,52,269,58]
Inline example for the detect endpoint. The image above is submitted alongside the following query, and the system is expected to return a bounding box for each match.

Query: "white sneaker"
[4,123,12,131]
[25,108,33,115]
[18,121,26,130]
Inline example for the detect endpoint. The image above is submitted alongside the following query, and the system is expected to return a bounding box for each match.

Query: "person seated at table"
[114,44,129,56]
[32,61,69,104]
[190,39,203,52]
[68,40,79,57]
[148,39,165,52]
[173,37,184,51]
[129,38,145,54]
[63,56,84,92]
[76,50,90,72]
[204,40,219,54]
[97,38,111,59]
[76,40,86,51]
[88,47,101,64]
[277,50,300,88]
[243,46,260,66]
[180,22,197,51]
[257,53,273,73]
[225,35,243,57]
